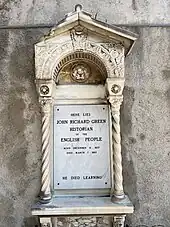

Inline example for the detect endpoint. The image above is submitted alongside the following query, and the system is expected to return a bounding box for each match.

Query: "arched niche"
[54,51,107,85]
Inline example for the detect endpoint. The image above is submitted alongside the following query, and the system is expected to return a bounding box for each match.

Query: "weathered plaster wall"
[0,0,170,26]
[122,27,170,227]
[0,28,45,227]
[0,1,170,227]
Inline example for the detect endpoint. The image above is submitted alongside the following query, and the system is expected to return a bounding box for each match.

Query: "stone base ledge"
[31,196,133,216]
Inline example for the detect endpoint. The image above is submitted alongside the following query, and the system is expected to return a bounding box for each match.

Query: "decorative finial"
[75,4,82,12]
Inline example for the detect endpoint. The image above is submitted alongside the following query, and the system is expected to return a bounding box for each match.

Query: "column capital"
[108,96,123,113]
[39,98,52,114]
[38,98,52,116]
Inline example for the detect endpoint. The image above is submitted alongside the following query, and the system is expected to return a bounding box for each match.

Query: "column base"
[111,194,125,203]
[39,192,52,204]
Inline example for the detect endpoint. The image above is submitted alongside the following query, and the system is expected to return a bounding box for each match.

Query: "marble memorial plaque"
[53,104,111,189]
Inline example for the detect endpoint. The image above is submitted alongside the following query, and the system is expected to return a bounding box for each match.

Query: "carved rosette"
[40,85,50,95]
[111,84,121,94]
[71,63,91,82]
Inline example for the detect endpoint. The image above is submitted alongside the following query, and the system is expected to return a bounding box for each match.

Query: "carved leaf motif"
[101,43,124,77]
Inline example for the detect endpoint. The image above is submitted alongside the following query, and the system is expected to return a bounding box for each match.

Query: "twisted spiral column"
[40,98,52,203]
[109,97,125,201]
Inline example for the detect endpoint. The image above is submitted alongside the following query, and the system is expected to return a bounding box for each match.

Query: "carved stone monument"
[31,5,138,227]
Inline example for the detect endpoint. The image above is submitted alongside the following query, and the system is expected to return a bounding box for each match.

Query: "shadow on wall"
[22,217,39,227]
[162,69,170,112]
[120,86,140,226]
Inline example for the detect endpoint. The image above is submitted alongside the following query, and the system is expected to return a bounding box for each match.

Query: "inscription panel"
[53,104,111,189]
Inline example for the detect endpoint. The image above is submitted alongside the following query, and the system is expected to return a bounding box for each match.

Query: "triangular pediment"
[35,5,138,80]
[40,4,138,55]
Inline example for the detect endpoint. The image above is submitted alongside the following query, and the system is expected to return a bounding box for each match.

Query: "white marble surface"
[31,196,134,216]
[53,104,111,190]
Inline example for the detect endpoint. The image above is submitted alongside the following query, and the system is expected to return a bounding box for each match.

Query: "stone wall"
[0,1,170,227]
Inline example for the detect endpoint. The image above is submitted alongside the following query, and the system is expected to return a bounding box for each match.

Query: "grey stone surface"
[0,28,47,227]
[122,27,170,227]
[0,0,170,26]
[0,21,170,227]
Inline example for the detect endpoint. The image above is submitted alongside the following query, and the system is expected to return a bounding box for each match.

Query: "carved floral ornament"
[40,85,50,95]
[71,63,91,82]
[111,84,121,94]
